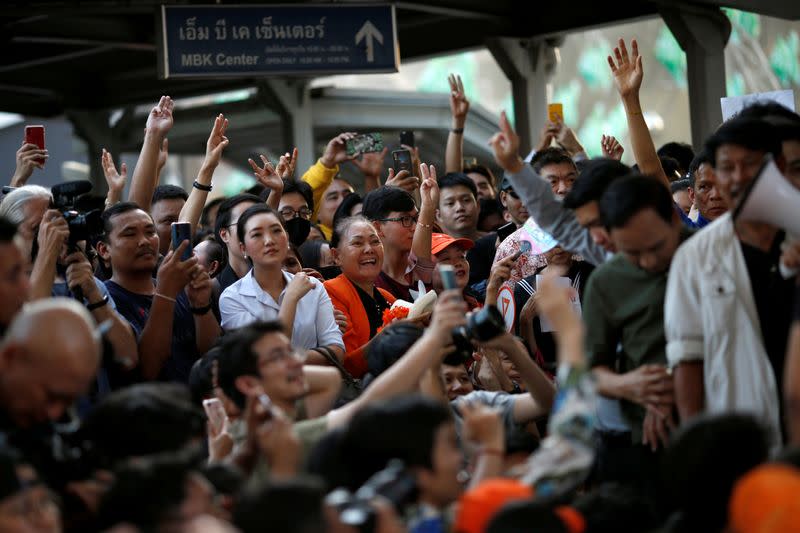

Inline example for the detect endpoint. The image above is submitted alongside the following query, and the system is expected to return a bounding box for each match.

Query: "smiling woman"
[323,216,396,377]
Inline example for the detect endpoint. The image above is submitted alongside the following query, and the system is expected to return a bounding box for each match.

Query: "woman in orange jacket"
[324,216,395,377]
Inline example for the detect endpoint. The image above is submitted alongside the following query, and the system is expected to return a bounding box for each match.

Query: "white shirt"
[664,213,782,448]
[219,269,344,352]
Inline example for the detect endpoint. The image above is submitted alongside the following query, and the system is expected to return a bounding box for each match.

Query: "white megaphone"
[733,155,800,277]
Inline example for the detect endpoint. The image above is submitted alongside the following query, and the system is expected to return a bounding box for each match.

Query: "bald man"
[0,298,100,430]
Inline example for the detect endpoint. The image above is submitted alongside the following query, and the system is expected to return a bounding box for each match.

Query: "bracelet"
[451,128,464,135]
[193,180,213,192]
[154,293,177,304]
[86,294,109,311]
[190,303,212,315]
[419,222,433,229]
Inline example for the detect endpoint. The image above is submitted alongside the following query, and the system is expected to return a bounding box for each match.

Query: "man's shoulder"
[673,213,733,261]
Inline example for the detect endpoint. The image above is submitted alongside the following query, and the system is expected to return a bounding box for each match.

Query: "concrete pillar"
[258,79,315,174]
[660,5,731,150]
[487,37,560,155]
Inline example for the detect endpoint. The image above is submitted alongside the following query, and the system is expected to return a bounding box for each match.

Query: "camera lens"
[466,305,505,342]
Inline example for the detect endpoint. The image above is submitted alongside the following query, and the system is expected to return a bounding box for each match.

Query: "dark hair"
[200,197,225,228]
[670,179,691,194]
[151,184,188,205]
[531,147,575,175]
[281,179,314,213]
[737,102,800,142]
[705,117,782,168]
[330,215,373,249]
[101,201,147,240]
[215,321,286,408]
[463,163,497,188]
[214,193,262,246]
[571,483,659,533]
[657,142,695,174]
[0,216,17,243]
[82,383,205,466]
[362,186,416,221]
[438,172,478,200]
[600,175,675,229]
[659,155,683,182]
[487,500,569,533]
[367,322,425,377]
[297,239,330,271]
[478,198,506,230]
[332,192,363,234]
[662,413,769,532]
[338,395,452,490]
[562,159,631,210]
[687,149,712,188]
[234,477,326,533]
[187,349,219,406]
[236,204,285,244]
[196,239,225,276]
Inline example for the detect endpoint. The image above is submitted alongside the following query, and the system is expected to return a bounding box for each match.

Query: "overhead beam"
[11,36,156,52]
[0,46,112,74]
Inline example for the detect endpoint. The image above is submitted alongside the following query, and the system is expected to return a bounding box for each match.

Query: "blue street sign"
[158,4,399,78]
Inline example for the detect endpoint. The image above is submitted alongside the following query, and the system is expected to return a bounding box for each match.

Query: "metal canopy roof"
[1,0,797,117]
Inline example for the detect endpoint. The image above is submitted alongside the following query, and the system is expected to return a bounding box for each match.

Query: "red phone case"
[24,126,46,165]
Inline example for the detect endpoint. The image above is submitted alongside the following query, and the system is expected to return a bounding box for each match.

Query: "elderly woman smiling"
[324,216,396,377]
[219,204,344,366]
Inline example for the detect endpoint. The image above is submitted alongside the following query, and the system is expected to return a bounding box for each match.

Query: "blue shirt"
[677,205,711,229]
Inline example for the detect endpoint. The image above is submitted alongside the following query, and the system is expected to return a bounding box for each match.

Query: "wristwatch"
[190,303,212,315]
[86,294,109,311]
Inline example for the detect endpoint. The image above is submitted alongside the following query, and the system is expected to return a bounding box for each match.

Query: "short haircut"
[187,349,219,406]
[738,101,800,142]
[660,155,683,182]
[477,198,506,228]
[362,186,416,221]
[330,215,373,249]
[438,172,478,200]
[214,193,262,245]
[235,205,284,244]
[297,239,329,271]
[600,175,675,229]
[151,184,188,205]
[200,197,225,227]
[530,147,575,175]
[0,216,17,243]
[332,193,363,234]
[705,117,782,168]
[562,159,631,210]
[196,239,225,275]
[670,179,691,194]
[657,142,695,173]
[572,483,659,533]
[281,179,314,212]
[101,201,147,239]
[487,500,570,533]
[367,321,424,377]
[234,477,326,533]
[0,185,52,226]
[687,149,712,188]
[339,395,452,490]
[463,163,497,188]
[215,321,286,408]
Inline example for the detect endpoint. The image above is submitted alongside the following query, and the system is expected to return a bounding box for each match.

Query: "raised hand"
[284,271,314,302]
[203,114,229,169]
[36,209,69,258]
[489,111,524,174]
[101,149,127,195]
[555,121,585,156]
[157,138,169,176]
[11,142,48,186]
[536,122,559,152]
[448,73,470,126]
[320,132,357,168]
[155,241,197,299]
[385,168,419,194]
[275,147,298,179]
[186,265,213,309]
[601,135,624,160]
[485,254,514,306]
[607,38,643,100]
[429,289,467,340]
[248,154,283,193]
[145,95,175,137]
[352,146,388,179]
[460,401,504,450]
[64,251,102,303]
[418,163,439,208]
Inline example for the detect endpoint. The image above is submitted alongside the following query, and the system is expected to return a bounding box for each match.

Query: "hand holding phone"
[548,103,564,123]
[392,149,412,173]
[399,130,415,148]
[203,398,228,435]
[171,222,192,261]
[24,125,46,165]
[346,133,384,157]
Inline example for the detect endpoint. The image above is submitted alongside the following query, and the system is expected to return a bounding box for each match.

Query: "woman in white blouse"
[219,204,344,366]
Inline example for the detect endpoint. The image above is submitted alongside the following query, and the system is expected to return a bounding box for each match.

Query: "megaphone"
[733,155,800,236]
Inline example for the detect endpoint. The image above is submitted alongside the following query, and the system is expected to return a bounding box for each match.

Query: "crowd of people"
[0,37,799,533]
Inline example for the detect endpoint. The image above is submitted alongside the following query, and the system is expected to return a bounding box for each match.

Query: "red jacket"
[323,274,396,378]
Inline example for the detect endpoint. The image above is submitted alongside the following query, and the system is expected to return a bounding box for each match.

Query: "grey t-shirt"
[450,390,525,443]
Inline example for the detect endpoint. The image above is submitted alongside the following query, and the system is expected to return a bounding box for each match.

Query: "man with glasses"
[362,186,434,301]
[277,179,315,247]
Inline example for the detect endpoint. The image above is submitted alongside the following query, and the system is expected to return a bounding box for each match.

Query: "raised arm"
[445,73,470,173]
[128,96,174,212]
[101,149,127,209]
[10,142,47,187]
[607,39,669,188]
[180,114,229,235]
[352,147,388,193]
[248,155,283,210]
[412,164,438,264]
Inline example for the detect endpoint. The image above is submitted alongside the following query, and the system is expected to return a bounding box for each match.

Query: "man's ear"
[234,375,263,399]
[372,220,384,238]
[96,240,111,262]
[435,209,442,224]
[499,191,508,209]
[688,187,696,204]
[209,260,220,277]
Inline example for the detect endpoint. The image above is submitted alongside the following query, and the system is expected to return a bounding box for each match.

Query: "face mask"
[318,265,342,280]
[284,217,311,247]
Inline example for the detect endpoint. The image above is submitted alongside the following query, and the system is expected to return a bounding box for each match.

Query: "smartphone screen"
[399,130,415,148]
[548,103,564,123]
[346,133,384,156]
[202,398,227,434]
[438,264,458,291]
[170,222,192,261]
[496,221,516,243]
[24,125,45,165]
[392,149,412,173]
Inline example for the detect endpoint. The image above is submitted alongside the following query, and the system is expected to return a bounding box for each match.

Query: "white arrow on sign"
[355,20,383,63]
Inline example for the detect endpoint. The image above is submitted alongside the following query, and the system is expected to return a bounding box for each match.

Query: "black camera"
[325,460,417,533]
[51,180,103,246]
[449,305,506,362]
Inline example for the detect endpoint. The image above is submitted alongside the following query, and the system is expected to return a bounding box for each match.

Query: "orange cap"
[729,464,800,533]
[453,478,534,533]
[431,232,475,256]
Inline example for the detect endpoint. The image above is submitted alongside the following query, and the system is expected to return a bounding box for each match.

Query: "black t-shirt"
[740,233,795,437]
[105,280,199,383]
[353,282,391,338]
[467,232,498,286]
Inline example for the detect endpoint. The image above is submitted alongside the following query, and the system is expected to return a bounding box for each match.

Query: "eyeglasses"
[259,349,306,366]
[279,207,313,220]
[378,215,418,228]
[505,190,520,200]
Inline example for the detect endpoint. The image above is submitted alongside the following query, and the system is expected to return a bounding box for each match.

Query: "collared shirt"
[374,251,435,302]
[677,205,712,230]
[219,269,344,352]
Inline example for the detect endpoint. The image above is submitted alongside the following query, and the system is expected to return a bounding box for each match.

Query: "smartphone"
[438,264,458,291]
[496,221,516,243]
[399,130,415,148]
[392,149,412,173]
[346,133,384,156]
[463,157,478,168]
[171,222,192,261]
[24,125,45,165]
[548,103,564,123]
[202,398,227,434]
